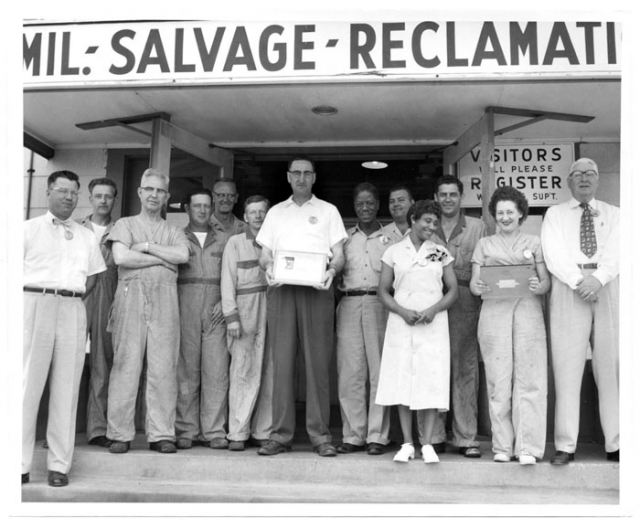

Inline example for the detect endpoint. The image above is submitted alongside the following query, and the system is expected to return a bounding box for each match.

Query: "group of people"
[22,155,619,488]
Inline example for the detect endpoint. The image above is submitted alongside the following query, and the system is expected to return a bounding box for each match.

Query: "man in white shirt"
[541,157,619,464]
[23,170,106,487]
[77,178,119,449]
[256,157,347,457]
[381,185,415,243]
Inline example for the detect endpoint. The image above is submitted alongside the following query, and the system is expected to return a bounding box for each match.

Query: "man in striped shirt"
[221,195,273,451]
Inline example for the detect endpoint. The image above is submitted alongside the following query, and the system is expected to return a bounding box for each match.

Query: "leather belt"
[343,290,377,297]
[23,287,82,298]
[577,263,598,270]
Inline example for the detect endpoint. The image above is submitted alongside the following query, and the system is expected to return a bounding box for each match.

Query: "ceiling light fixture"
[362,161,388,169]
[312,105,338,116]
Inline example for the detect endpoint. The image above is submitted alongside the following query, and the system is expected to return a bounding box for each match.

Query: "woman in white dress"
[470,186,550,465]
[375,200,459,464]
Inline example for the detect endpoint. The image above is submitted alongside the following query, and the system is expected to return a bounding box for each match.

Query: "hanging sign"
[23,20,621,89]
[457,143,575,207]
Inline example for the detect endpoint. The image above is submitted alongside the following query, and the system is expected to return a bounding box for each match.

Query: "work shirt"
[24,211,106,293]
[221,230,268,326]
[381,221,410,244]
[178,225,229,287]
[541,198,619,289]
[339,223,392,292]
[432,214,487,287]
[209,214,247,237]
[256,194,347,256]
[108,216,189,283]
[78,215,117,272]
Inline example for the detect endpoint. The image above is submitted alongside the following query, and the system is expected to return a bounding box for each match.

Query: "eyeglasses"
[51,187,80,198]
[140,186,168,196]
[289,171,314,178]
[214,193,236,200]
[570,170,598,179]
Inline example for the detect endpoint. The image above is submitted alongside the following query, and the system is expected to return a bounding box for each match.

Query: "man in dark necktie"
[541,157,620,465]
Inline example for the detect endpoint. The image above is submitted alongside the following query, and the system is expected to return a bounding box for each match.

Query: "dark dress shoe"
[550,450,574,465]
[22,473,29,484]
[257,440,291,456]
[459,446,482,458]
[209,438,229,449]
[109,441,130,454]
[367,443,385,455]
[336,443,365,454]
[314,442,337,457]
[228,441,245,451]
[88,435,112,448]
[149,440,177,453]
[48,471,69,487]
[432,442,446,454]
[248,438,270,448]
[176,438,194,450]
[606,450,619,462]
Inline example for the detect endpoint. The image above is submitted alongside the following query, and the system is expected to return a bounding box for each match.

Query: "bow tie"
[52,218,74,240]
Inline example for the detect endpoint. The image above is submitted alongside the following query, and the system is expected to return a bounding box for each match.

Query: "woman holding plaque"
[376,200,458,464]
[470,186,551,465]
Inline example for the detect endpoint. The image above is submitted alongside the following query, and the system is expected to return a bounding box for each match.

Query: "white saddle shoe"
[421,444,440,464]
[393,443,415,463]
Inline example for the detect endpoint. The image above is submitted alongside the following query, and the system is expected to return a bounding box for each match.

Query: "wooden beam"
[159,120,234,170]
[443,113,488,174]
[487,106,594,123]
[24,132,55,159]
[495,116,547,136]
[75,112,171,130]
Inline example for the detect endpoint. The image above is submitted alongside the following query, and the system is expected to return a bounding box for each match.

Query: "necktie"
[579,203,597,258]
[53,218,74,240]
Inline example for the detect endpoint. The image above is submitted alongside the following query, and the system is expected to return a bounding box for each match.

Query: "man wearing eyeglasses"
[210,180,247,236]
[76,178,119,449]
[256,156,347,457]
[541,157,620,465]
[105,168,189,455]
[23,170,106,487]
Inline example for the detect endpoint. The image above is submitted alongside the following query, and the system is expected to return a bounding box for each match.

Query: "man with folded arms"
[77,178,119,449]
[335,183,391,456]
[106,168,189,455]
[541,157,620,465]
[256,156,347,457]
[175,188,231,450]
[23,170,106,487]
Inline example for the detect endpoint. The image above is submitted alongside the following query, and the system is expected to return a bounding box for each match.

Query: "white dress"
[375,238,453,410]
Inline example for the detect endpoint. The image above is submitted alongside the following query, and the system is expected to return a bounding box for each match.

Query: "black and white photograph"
[2,0,638,524]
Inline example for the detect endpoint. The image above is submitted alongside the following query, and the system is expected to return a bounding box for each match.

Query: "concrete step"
[22,436,619,504]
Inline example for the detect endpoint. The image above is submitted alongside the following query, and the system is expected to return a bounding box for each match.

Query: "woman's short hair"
[407,199,442,225]
[488,185,529,224]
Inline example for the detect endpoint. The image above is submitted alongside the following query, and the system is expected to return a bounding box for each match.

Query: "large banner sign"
[23,20,621,89]
[458,144,574,207]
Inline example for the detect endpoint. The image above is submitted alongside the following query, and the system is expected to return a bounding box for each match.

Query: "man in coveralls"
[210,179,247,236]
[23,170,106,487]
[256,156,347,457]
[106,168,189,454]
[420,175,487,457]
[175,188,231,450]
[77,178,119,448]
[381,185,414,243]
[221,195,273,451]
[335,183,391,456]
[541,158,620,464]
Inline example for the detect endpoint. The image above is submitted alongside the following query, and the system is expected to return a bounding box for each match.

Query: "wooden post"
[480,108,495,233]
[150,117,172,179]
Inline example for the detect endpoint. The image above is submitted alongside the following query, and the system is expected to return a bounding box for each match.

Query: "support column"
[479,108,495,232]
[150,117,172,178]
